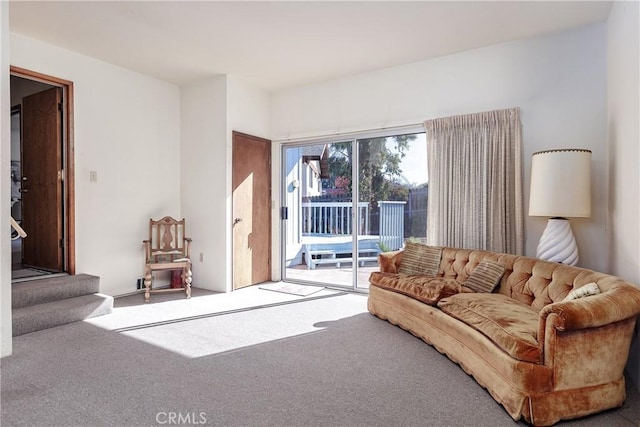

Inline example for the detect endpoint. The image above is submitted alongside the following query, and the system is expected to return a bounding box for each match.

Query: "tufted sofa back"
[438,247,628,312]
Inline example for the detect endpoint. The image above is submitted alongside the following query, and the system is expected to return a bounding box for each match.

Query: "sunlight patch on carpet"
[118,293,367,358]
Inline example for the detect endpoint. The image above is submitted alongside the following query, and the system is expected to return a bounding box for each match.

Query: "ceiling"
[9,1,612,92]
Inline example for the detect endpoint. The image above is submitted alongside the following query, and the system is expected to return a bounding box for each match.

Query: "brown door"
[21,87,64,271]
[232,131,272,289]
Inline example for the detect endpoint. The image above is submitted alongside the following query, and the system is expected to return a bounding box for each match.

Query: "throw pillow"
[378,250,402,273]
[562,282,600,302]
[398,242,442,276]
[465,260,505,293]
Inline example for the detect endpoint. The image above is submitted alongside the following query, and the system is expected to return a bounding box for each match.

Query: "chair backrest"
[148,216,187,257]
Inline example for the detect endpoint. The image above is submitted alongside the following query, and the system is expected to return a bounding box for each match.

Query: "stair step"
[12,293,114,337]
[12,273,100,309]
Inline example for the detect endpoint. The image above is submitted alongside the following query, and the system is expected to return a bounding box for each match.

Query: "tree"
[327,135,416,205]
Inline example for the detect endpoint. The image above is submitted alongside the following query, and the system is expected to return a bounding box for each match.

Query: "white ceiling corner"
[8,1,612,91]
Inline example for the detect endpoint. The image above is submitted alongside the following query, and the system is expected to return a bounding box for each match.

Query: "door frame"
[280,138,360,291]
[279,125,426,292]
[231,131,272,290]
[10,66,75,274]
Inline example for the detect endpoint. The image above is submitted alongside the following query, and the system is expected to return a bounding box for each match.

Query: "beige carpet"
[2,292,639,426]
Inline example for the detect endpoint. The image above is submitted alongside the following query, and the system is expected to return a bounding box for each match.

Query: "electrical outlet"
[199,253,204,262]
[89,171,98,182]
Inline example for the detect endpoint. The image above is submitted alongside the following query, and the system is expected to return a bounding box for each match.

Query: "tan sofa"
[367,247,640,426]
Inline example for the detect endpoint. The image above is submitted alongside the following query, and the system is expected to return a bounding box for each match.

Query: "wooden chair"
[143,216,192,303]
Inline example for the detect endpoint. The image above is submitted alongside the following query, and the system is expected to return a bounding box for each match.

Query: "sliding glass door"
[282,129,428,291]
[282,141,355,288]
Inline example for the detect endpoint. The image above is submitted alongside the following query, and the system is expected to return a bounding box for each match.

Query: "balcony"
[295,200,406,271]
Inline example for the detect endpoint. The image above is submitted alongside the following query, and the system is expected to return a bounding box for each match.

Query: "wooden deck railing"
[302,202,369,235]
[301,201,407,250]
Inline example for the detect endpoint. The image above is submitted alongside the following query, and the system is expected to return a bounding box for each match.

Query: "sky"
[389,133,428,187]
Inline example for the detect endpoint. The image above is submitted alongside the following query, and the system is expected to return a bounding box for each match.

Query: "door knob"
[233,218,243,225]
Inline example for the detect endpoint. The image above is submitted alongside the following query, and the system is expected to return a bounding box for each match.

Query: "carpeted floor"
[1,290,639,426]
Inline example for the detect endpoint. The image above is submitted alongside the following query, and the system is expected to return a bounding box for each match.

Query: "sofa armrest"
[537,286,640,388]
[539,284,640,332]
[378,250,403,273]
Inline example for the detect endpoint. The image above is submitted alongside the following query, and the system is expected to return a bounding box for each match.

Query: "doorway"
[9,67,75,281]
[232,131,272,290]
[282,129,428,291]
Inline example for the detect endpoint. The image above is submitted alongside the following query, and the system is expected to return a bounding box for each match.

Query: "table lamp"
[528,149,591,265]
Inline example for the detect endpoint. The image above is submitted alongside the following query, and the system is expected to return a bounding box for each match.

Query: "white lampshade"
[529,149,591,218]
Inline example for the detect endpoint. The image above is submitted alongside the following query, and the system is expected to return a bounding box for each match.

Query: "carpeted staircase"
[12,274,113,336]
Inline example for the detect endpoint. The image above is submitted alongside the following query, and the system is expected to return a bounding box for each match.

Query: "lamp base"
[536,218,579,266]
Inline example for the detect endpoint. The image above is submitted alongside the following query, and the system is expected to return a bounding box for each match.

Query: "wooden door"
[21,87,63,271]
[232,131,272,289]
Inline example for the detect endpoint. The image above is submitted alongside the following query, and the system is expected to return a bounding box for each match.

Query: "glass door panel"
[282,131,428,291]
[356,133,428,290]
[283,141,354,288]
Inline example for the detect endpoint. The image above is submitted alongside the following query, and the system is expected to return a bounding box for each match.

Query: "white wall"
[180,76,229,292]
[226,76,274,281]
[227,76,271,140]
[1,1,14,357]
[10,33,181,297]
[271,24,608,273]
[180,75,272,293]
[7,35,273,299]
[608,2,640,284]
[607,0,640,389]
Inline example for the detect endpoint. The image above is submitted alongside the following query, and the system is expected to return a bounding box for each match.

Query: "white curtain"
[424,107,524,254]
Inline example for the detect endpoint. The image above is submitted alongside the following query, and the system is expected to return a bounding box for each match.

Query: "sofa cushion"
[370,272,468,306]
[398,242,442,276]
[437,293,542,364]
[465,260,505,293]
